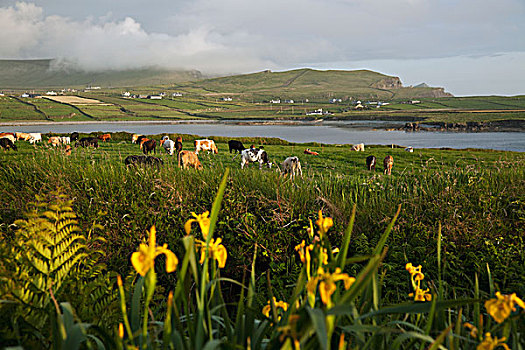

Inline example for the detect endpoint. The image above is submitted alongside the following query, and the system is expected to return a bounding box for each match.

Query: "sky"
[0,0,524,96]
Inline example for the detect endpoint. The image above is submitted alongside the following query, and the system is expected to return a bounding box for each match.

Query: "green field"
[1,134,524,348]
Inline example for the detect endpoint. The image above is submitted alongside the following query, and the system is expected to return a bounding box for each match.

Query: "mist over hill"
[0,59,452,99]
[0,59,203,88]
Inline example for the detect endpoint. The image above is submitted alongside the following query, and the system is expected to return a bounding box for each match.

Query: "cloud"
[0,2,272,73]
[0,0,524,80]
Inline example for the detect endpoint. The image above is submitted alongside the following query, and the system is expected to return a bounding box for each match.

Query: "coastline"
[1,118,524,132]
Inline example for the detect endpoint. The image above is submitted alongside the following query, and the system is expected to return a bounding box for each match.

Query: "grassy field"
[1,134,523,295]
[1,133,524,348]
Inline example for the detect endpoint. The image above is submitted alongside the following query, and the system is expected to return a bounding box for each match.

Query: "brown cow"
[98,133,111,142]
[304,148,319,156]
[383,155,394,175]
[16,132,33,141]
[178,150,203,169]
[142,139,156,155]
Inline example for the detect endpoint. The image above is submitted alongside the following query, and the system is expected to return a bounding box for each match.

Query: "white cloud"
[0,1,524,94]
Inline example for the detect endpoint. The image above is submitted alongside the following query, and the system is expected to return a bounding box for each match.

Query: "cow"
[383,156,394,175]
[0,138,17,151]
[178,150,203,170]
[194,139,218,154]
[132,134,144,144]
[175,136,183,153]
[28,133,42,144]
[366,155,376,171]
[48,136,62,147]
[0,133,16,144]
[125,155,164,168]
[351,143,365,152]
[16,132,33,141]
[61,136,70,144]
[142,139,156,155]
[405,147,414,153]
[64,145,72,156]
[70,132,80,142]
[281,156,302,178]
[160,136,175,155]
[98,133,111,142]
[240,148,272,169]
[76,137,99,149]
[304,148,319,156]
[228,140,245,154]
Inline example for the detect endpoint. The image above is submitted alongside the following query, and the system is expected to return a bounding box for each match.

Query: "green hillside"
[176,68,452,101]
[0,59,203,88]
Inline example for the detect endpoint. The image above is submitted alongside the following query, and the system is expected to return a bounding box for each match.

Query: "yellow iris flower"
[131,226,178,276]
[484,292,525,323]
[316,210,333,237]
[477,333,510,350]
[306,267,355,306]
[262,297,289,320]
[197,237,228,268]
[406,262,432,301]
[185,211,211,239]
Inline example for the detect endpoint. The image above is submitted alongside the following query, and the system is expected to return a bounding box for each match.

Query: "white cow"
[161,136,175,155]
[351,143,365,152]
[404,146,414,153]
[281,156,302,178]
[240,148,272,169]
[28,133,42,144]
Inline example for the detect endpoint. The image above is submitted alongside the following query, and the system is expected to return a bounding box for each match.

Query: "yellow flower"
[477,333,510,350]
[262,297,289,320]
[118,323,124,339]
[485,292,525,323]
[406,262,431,301]
[185,211,211,239]
[294,240,313,264]
[131,226,178,276]
[197,237,228,268]
[464,323,478,338]
[315,210,333,237]
[306,267,355,306]
[409,286,432,301]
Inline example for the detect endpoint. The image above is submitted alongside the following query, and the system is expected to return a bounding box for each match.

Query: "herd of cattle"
[0,131,409,176]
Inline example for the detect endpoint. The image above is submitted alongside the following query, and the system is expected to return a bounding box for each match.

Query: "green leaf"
[306,307,328,350]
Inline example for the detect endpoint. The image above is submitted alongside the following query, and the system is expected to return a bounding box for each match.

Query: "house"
[284,99,294,104]
[159,92,166,97]
[122,92,131,97]
[148,95,163,100]
[270,99,281,104]
[354,103,364,109]
[329,98,342,103]
[306,108,323,116]
[409,100,421,104]
[173,92,183,97]
[46,91,58,96]
[21,93,30,98]
[221,97,233,101]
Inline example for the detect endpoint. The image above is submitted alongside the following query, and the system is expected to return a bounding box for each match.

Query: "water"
[3,120,524,152]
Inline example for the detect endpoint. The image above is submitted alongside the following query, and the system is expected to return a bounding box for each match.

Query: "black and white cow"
[281,156,302,178]
[366,155,376,171]
[240,148,272,169]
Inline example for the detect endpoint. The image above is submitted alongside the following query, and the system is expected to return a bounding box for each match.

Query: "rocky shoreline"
[401,120,525,132]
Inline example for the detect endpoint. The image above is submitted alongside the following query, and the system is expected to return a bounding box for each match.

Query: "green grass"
[0,135,523,300]
[0,96,46,121]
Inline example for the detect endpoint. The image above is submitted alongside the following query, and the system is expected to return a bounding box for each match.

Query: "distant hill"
[0,59,203,88]
[177,68,452,100]
[0,61,452,99]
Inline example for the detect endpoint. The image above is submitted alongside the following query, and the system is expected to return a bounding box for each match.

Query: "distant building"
[284,99,294,104]
[330,98,342,103]
[221,97,233,101]
[21,93,30,98]
[148,95,163,100]
[46,91,58,96]
[270,99,281,104]
[122,92,131,97]
[306,108,323,116]
[173,92,183,97]
[409,100,421,104]
[159,92,166,97]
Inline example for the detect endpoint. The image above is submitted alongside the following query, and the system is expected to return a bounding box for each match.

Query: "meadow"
[0,134,524,348]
